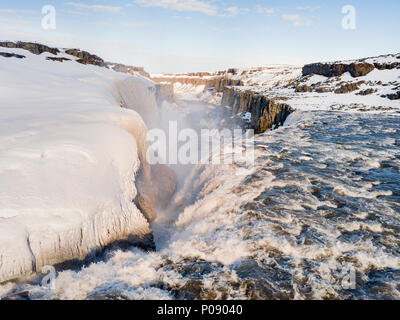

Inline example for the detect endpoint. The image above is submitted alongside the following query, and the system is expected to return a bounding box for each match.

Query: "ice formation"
[0,47,160,282]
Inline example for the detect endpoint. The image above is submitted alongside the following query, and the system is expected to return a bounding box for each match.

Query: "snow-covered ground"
[322,53,400,66]
[0,47,157,283]
[262,63,400,112]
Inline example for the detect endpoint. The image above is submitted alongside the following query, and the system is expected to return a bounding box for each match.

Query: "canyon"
[0,42,399,300]
[151,53,400,134]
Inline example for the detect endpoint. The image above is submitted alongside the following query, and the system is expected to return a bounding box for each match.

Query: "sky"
[0,0,399,73]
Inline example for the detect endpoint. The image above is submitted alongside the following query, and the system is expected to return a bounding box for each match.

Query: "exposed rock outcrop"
[0,41,60,55]
[334,81,364,94]
[205,77,243,92]
[46,57,71,62]
[65,49,105,66]
[106,62,150,78]
[227,68,239,75]
[295,84,313,93]
[373,62,399,70]
[383,91,400,100]
[221,87,293,134]
[0,52,25,59]
[303,62,375,78]
[357,88,377,96]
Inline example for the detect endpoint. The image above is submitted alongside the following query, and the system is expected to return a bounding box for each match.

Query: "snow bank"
[0,47,157,282]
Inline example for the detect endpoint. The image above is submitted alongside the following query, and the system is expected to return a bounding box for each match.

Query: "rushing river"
[1,109,400,300]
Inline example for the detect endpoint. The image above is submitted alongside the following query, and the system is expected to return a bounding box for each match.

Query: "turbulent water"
[1,109,399,300]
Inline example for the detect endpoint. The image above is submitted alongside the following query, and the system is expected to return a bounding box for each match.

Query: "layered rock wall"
[221,87,293,134]
[0,41,60,55]
[302,62,375,78]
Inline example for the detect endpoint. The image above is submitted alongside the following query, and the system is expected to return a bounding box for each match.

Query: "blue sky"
[0,0,399,73]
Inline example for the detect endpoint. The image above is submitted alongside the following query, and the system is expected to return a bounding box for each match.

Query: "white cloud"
[64,2,122,13]
[282,14,312,27]
[221,6,249,17]
[256,6,275,16]
[134,0,218,16]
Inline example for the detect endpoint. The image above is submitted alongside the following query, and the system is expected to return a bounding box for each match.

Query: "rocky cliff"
[303,54,400,78]
[288,54,400,100]
[64,49,105,66]
[221,87,293,134]
[205,77,243,92]
[302,62,375,78]
[151,75,243,92]
[151,68,245,95]
[152,65,301,105]
[0,52,25,59]
[0,41,60,55]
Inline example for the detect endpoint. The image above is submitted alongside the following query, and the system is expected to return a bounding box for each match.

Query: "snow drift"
[0,46,163,283]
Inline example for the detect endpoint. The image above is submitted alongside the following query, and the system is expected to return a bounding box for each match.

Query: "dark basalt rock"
[334,81,364,94]
[46,57,71,62]
[65,49,105,67]
[227,68,239,75]
[303,62,375,78]
[357,88,377,96]
[383,91,400,100]
[0,52,25,59]
[315,87,329,93]
[295,84,313,93]
[374,62,399,70]
[0,41,59,55]
[221,87,293,134]
[348,63,375,77]
[205,77,244,92]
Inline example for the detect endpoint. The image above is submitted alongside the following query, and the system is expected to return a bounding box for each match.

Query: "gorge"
[0,42,399,300]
